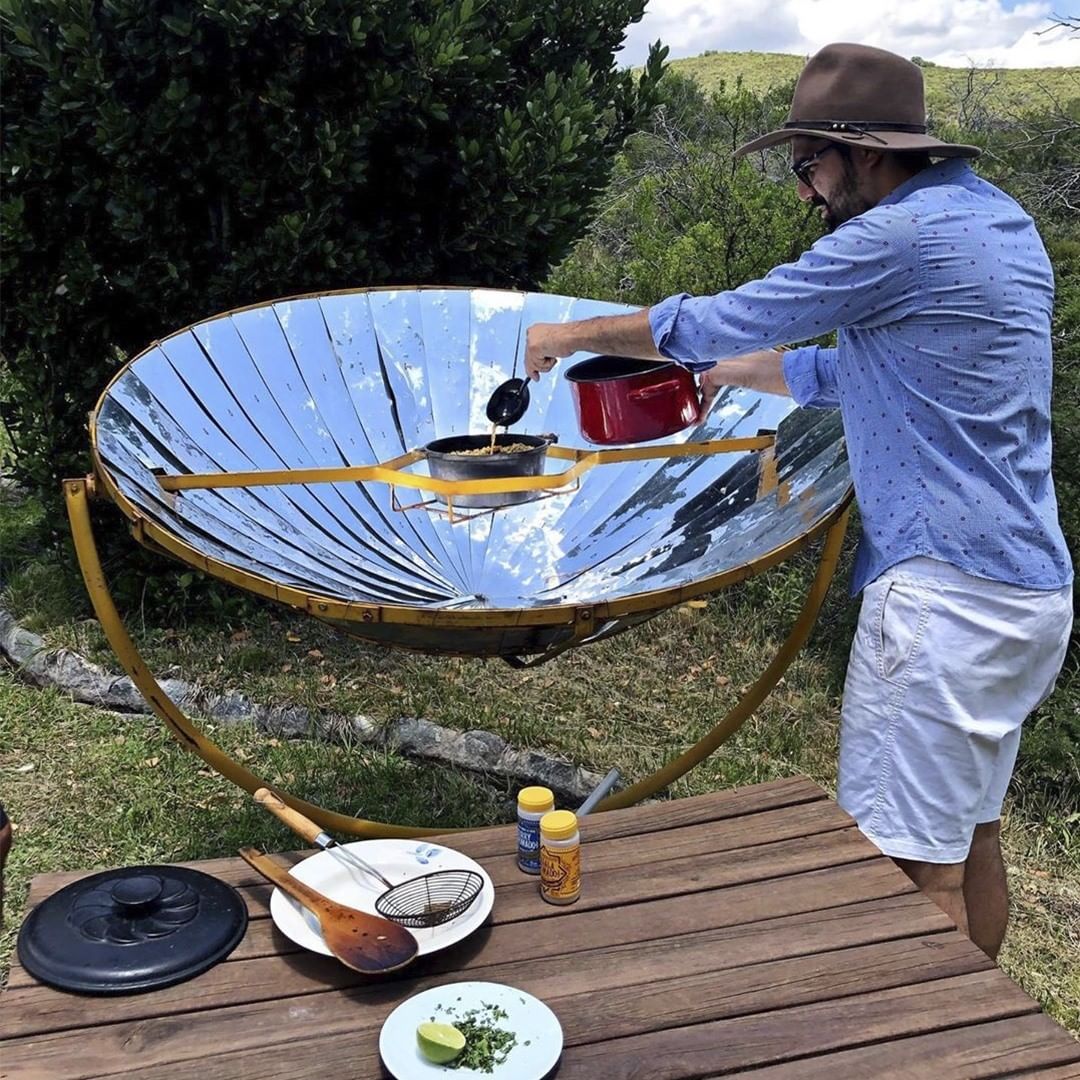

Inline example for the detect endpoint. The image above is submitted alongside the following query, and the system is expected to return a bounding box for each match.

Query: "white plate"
[379,981,563,1079]
[268,839,494,958]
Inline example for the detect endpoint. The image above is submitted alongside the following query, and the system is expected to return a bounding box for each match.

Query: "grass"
[0,672,514,987]
[1,486,1077,1032]
[664,50,1080,124]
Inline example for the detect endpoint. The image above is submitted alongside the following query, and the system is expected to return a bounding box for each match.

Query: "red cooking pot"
[565,355,700,445]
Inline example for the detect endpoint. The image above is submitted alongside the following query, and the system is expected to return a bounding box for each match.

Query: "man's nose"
[796,178,816,202]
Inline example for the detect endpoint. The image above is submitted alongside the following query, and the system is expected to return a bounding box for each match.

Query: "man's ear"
[857,147,885,171]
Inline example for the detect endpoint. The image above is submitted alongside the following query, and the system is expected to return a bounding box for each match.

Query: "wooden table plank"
[491,826,877,923]
[4,934,991,1080]
[20,776,829,907]
[1,860,922,1038]
[1016,1063,1080,1079]
[5,811,874,996]
[4,778,1075,1080]
[551,970,1042,1079]
[722,1014,1080,1078]
[17,791,845,921]
[6,796,845,992]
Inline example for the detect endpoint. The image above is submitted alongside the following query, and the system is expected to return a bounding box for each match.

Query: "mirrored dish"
[268,839,494,958]
[90,287,850,660]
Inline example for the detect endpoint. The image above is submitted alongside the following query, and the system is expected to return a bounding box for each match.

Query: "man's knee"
[893,857,965,894]
[969,819,1001,856]
[893,856,968,931]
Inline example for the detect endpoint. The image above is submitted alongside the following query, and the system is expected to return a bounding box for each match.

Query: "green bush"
[548,73,821,305]
[1043,236,1080,577]
[0,0,666,506]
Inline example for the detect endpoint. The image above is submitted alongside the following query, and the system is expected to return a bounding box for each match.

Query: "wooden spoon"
[238,846,418,975]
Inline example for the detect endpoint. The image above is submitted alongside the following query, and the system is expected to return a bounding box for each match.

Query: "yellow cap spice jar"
[539,810,580,905]
[517,786,555,874]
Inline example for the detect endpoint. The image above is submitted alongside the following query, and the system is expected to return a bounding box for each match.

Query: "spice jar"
[517,786,554,874]
[539,810,581,905]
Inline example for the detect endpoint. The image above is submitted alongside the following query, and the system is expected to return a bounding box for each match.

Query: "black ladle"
[486,378,530,427]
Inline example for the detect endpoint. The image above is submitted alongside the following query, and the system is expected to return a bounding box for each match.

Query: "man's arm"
[525,310,660,380]
[525,310,791,416]
[698,350,791,415]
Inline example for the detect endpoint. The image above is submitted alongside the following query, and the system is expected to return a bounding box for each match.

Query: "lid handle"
[110,874,165,915]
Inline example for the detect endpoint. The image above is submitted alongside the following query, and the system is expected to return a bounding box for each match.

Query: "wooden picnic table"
[2,775,1077,1078]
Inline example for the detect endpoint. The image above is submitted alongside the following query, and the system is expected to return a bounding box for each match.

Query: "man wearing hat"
[524,43,1073,961]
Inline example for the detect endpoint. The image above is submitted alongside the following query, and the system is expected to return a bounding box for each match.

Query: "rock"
[0,602,616,806]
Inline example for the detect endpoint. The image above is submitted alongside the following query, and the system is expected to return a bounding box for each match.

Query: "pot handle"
[628,377,687,401]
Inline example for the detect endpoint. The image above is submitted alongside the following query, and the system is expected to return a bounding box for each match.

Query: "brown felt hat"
[734,43,980,159]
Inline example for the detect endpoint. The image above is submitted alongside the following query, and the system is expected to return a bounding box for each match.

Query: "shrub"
[548,72,821,308]
[0,0,667,506]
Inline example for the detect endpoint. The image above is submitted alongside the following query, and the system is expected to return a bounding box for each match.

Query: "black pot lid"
[17,864,248,995]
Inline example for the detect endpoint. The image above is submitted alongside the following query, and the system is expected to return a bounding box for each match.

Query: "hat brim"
[734,127,981,159]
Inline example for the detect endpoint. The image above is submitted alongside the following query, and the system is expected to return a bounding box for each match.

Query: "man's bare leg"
[962,820,1009,960]
[893,858,969,936]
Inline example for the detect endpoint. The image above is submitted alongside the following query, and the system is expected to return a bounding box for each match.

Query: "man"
[524,43,1073,960]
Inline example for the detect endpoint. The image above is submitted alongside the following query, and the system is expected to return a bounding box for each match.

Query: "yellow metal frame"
[154,436,775,497]
[65,474,851,835]
[152,435,776,526]
[85,440,847,637]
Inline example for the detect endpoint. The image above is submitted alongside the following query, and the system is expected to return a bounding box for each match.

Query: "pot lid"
[17,864,248,995]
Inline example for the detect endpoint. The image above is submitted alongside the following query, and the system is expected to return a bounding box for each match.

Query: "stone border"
[0,607,612,806]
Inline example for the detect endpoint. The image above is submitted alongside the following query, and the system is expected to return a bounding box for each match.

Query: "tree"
[1037,12,1080,33]
[549,73,821,306]
[0,0,667,505]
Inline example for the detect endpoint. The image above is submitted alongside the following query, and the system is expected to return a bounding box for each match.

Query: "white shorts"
[838,557,1073,864]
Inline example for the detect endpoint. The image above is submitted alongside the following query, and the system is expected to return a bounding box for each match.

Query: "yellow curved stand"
[65,476,850,836]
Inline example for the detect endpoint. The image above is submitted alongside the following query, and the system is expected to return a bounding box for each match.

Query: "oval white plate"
[380,981,563,1079]
[268,839,494,958]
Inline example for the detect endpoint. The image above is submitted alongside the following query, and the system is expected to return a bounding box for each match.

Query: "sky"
[619,0,1080,69]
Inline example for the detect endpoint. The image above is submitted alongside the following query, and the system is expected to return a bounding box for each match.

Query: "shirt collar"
[878,157,973,207]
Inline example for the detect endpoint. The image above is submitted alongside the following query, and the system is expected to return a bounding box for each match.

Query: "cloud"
[619,0,1080,68]
[621,1,803,61]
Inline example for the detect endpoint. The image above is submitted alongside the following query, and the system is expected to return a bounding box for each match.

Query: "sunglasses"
[791,144,842,187]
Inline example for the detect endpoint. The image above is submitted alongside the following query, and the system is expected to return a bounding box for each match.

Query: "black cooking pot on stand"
[425,433,553,509]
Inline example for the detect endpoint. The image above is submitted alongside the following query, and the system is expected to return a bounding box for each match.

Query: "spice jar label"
[517,818,541,873]
[540,843,580,903]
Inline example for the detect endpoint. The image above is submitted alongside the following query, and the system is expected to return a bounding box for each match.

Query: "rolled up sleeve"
[782,346,840,408]
[648,294,716,372]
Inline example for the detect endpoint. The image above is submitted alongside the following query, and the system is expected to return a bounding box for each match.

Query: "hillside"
[666,50,1080,121]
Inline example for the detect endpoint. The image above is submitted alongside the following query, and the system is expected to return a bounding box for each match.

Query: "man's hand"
[525,323,572,382]
[697,350,792,418]
[697,363,725,420]
[524,310,661,381]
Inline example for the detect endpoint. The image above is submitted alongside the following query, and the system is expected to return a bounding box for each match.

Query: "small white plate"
[268,839,494,958]
[379,981,563,1079]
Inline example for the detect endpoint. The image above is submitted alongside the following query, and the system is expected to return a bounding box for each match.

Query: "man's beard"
[814,164,872,232]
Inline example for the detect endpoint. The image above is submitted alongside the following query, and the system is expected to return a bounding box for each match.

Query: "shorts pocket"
[876,579,927,682]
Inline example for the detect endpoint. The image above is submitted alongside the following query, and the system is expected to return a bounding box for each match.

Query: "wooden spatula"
[238,846,418,975]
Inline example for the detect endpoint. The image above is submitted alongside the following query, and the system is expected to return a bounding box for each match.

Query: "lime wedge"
[416,1021,466,1064]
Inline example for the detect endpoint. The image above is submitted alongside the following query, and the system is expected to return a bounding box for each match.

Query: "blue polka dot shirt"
[649,159,1072,594]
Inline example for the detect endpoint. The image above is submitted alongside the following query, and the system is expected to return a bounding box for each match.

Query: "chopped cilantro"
[431,1000,519,1073]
